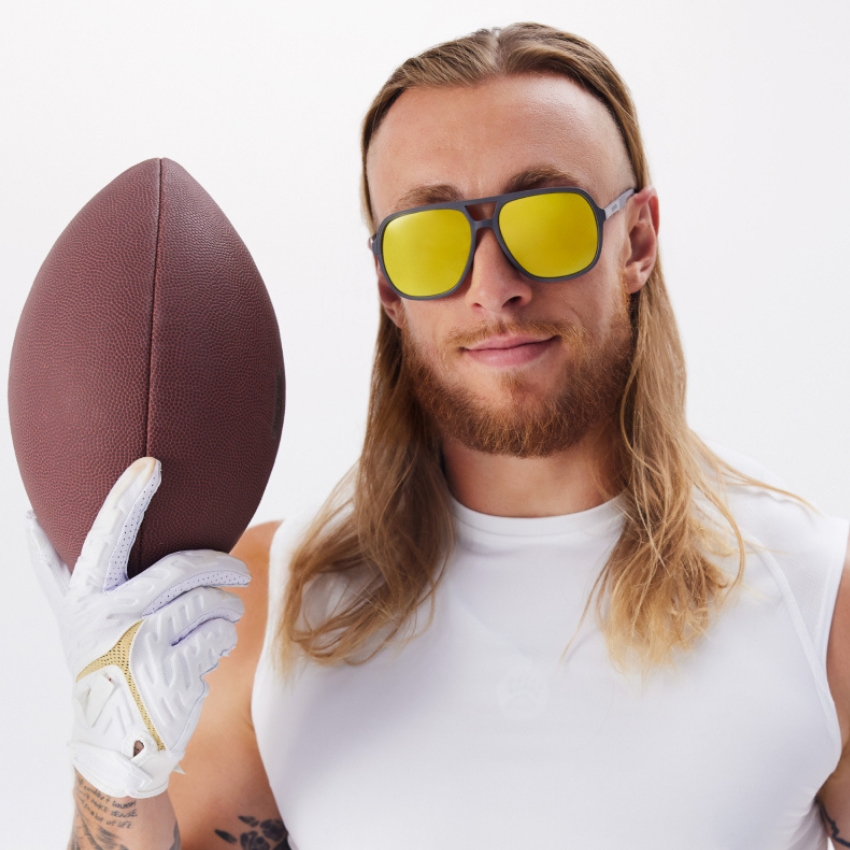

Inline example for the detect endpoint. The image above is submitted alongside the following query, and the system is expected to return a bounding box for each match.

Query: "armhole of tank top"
[754,514,848,756]
[815,515,849,757]
[813,516,849,666]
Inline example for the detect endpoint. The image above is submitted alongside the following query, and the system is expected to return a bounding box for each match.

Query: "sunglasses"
[370,186,635,300]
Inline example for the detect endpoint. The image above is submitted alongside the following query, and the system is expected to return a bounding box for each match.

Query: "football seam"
[137,158,165,567]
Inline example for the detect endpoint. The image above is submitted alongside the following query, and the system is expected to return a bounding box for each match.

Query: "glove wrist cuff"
[69,740,180,799]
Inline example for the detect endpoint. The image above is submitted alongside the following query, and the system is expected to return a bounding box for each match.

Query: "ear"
[622,185,659,295]
[374,252,406,327]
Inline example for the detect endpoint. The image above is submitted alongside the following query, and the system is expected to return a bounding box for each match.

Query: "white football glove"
[29,457,251,799]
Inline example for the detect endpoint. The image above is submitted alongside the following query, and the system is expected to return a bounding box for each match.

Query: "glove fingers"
[147,585,246,647]
[167,617,240,692]
[71,458,161,594]
[27,512,71,612]
[131,614,240,751]
[114,550,250,616]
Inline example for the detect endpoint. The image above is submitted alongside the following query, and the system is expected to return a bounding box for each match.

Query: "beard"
[400,301,634,459]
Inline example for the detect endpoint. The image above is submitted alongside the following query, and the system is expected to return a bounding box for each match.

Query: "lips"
[462,334,558,367]
[463,334,555,352]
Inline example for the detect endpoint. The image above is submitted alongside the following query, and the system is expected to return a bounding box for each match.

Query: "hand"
[29,457,251,799]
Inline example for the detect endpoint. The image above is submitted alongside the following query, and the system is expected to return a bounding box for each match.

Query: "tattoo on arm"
[819,800,850,847]
[214,814,288,849]
[68,773,180,850]
[69,775,135,850]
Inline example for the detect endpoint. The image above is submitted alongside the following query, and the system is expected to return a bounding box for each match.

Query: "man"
[39,23,850,850]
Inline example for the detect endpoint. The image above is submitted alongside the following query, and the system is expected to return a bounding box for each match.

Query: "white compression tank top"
[252,467,848,850]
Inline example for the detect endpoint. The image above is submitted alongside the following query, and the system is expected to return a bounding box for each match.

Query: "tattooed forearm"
[214,814,288,849]
[69,775,134,850]
[68,772,179,850]
[819,800,850,847]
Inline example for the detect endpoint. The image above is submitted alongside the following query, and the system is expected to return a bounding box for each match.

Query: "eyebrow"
[394,183,462,210]
[504,167,587,194]
[391,166,589,213]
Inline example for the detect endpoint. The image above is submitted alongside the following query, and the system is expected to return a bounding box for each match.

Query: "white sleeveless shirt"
[252,472,848,850]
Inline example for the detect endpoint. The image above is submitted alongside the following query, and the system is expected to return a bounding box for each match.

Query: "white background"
[1,0,848,844]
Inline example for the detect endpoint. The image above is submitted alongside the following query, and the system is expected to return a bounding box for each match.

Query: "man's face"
[366,74,655,457]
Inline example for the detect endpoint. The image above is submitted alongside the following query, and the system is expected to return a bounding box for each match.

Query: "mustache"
[443,319,585,349]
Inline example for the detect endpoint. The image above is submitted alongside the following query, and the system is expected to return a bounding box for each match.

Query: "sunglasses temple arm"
[603,188,636,220]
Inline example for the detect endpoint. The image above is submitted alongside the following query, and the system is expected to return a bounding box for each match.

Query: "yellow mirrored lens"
[382,209,471,297]
[499,192,598,278]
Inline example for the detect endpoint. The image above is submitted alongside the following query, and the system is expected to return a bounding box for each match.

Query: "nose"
[462,227,533,314]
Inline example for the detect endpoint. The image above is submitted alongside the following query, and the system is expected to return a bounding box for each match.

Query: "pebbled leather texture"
[9,159,285,575]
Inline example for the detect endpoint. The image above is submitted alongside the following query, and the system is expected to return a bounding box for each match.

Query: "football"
[9,158,284,576]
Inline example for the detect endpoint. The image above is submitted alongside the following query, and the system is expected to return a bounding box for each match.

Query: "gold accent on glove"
[76,621,165,751]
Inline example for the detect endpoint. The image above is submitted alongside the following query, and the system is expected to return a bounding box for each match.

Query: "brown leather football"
[8,158,284,577]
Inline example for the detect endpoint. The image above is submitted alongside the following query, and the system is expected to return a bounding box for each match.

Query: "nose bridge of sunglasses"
[467,194,502,242]
[464,215,527,286]
[467,216,506,268]
[465,196,498,220]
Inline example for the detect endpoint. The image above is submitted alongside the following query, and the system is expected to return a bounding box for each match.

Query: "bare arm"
[169,521,284,850]
[68,773,179,849]
[818,534,850,845]
[66,521,284,850]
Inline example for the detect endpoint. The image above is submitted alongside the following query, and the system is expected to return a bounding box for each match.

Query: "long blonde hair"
[279,23,775,675]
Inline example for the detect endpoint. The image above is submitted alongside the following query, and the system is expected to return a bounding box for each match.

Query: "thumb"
[27,511,71,614]
[71,457,161,594]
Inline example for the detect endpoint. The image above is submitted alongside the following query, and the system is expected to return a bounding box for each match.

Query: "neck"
[442,419,621,518]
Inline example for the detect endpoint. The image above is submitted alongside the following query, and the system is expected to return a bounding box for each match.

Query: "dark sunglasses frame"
[370,186,636,300]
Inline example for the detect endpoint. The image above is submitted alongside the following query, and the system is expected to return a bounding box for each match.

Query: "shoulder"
[227,509,323,668]
[700,442,810,543]
[704,443,847,565]
[232,520,282,561]
[703,440,790,490]
[231,520,282,595]
[704,444,850,695]
[227,520,284,694]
